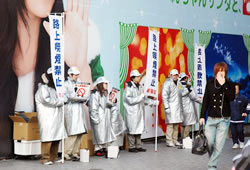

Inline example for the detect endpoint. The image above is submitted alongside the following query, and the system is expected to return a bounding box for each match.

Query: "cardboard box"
[14,140,41,155]
[9,112,40,141]
[80,130,94,156]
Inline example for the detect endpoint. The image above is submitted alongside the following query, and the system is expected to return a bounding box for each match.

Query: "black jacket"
[230,94,249,122]
[200,78,235,118]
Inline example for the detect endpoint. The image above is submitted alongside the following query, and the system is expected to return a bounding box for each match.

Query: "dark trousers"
[231,123,244,144]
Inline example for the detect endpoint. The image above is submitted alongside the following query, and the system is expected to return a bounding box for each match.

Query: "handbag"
[192,125,208,155]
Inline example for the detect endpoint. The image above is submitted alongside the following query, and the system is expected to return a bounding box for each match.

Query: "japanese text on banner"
[194,45,206,98]
[144,30,159,98]
[49,14,64,99]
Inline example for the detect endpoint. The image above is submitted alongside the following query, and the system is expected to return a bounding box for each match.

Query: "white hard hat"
[68,66,80,75]
[47,67,52,74]
[170,69,179,75]
[130,70,141,77]
[94,76,109,86]
[179,72,188,80]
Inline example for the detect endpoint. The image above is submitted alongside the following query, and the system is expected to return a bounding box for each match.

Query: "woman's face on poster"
[25,0,55,18]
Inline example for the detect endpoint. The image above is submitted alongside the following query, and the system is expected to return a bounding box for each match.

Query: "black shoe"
[177,145,185,149]
[136,148,147,152]
[128,148,138,153]
[95,150,105,157]
[72,156,80,161]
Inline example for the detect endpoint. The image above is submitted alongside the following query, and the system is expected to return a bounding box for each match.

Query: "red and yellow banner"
[126,26,189,133]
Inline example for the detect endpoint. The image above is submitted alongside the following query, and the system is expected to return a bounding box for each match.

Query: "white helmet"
[179,72,188,80]
[170,69,179,76]
[130,70,141,77]
[67,66,80,75]
[94,76,109,87]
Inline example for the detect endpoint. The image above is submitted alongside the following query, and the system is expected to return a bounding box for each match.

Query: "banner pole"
[62,12,65,164]
[61,105,64,164]
[154,100,158,152]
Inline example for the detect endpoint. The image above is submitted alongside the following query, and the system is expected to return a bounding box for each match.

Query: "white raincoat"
[161,78,183,124]
[35,84,64,142]
[64,77,88,136]
[89,90,116,144]
[180,84,202,126]
[123,81,146,135]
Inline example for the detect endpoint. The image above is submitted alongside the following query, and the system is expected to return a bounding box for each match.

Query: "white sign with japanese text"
[194,44,206,98]
[109,87,119,103]
[49,14,64,100]
[73,82,91,100]
[144,30,159,98]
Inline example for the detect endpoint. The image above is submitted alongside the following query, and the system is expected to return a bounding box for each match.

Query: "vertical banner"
[49,14,65,99]
[144,30,160,98]
[49,14,65,163]
[194,44,206,98]
[194,44,206,131]
[144,29,159,151]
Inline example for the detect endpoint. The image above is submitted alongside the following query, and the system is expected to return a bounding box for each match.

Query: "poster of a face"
[0,0,104,114]
[0,0,105,156]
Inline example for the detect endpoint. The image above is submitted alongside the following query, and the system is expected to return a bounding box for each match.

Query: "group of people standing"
[35,66,127,164]
[35,62,248,170]
[162,69,202,148]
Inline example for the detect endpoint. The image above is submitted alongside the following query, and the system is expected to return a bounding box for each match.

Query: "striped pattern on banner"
[119,22,138,86]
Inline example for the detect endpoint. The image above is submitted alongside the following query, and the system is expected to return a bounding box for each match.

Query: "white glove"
[141,93,145,99]
[165,108,170,114]
[153,100,159,106]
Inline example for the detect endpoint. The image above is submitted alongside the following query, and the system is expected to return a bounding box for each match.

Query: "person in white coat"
[89,76,117,156]
[35,68,64,165]
[161,69,183,147]
[123,70,158,152]
[64,67,88,161]
[179,73,202,143]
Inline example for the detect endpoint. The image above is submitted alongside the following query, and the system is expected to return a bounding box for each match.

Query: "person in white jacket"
[179,73,202,146]
[89,76,117,156]
[161,69,183,147]
[64,67,88,161]
[123,70,158,152]
[35,68,64,165]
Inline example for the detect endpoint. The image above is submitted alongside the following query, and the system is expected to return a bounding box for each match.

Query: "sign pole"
[154,98,158,152]
[61,12,65,164]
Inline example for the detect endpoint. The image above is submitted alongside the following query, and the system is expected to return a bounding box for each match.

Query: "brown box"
[9,112,40,141]
[80,130,94,156]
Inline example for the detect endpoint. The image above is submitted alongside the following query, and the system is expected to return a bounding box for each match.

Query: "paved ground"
[0,137,246,170]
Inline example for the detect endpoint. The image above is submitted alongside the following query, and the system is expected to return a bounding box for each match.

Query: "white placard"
[49,14,64,100]
[144,30,160,98]
[74,82,91,100]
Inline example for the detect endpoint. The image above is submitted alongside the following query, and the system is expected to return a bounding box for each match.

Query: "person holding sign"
[161,69,183,147]
[89,77,117,157]
[123,70,158,153]
[200,62,235,170]
[179,72,202,147]
[64,67,89,161]
[35,68,64,165]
